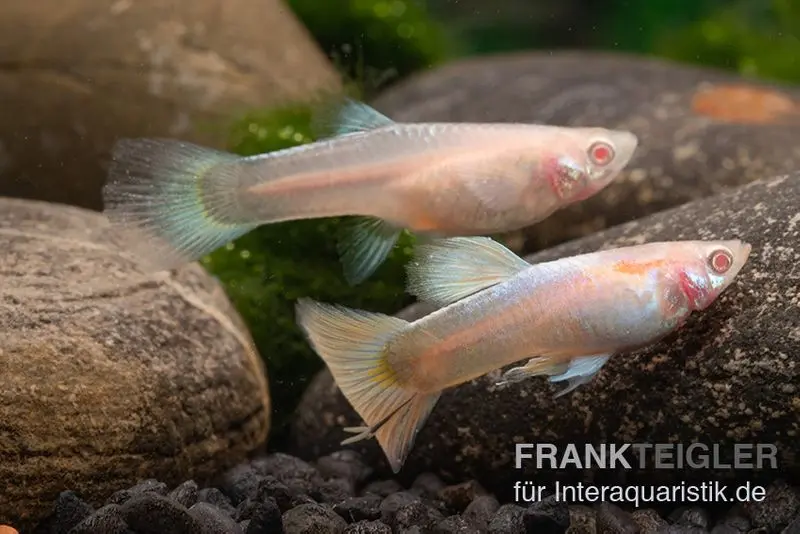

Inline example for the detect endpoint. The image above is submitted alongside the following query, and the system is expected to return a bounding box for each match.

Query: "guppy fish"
[102,99,638,284]
[295,236,751,472]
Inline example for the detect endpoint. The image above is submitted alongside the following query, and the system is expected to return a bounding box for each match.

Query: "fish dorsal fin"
[312,97,395,139]
[405,236,531,307]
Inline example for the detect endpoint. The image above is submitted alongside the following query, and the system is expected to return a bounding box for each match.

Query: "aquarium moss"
[203,100,415,446]
[287,0,458,94]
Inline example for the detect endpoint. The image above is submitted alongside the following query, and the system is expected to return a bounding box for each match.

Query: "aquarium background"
[202,0,800,447]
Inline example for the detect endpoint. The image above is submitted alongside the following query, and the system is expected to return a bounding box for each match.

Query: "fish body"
[295,236,751,472]
[102,100,638,283]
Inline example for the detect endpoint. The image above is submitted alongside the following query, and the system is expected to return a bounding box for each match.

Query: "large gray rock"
[373,51,800,252]
[0,197,271,529]
[290,173,800,498]
[0,0,340,211]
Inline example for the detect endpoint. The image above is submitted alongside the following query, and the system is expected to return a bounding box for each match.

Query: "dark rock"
[107,480,169,506]
[240,520,251,532]
[392,501,446,531]
[222,464,263,505]
[314,478,356,505]
[743,481,800,532]
[411,473,446,498]
[334,495,383,523]
[463,495,500,527]
[187,502,243,534]
[670,507,710,529]
[316,451,373,486]
[252,454,320,485]
[343,520,392,534]
[379,492,421,524]
[168,481,199,509]
[242,498,283,534]
[119,494,202,534]
[257,476,315,513]
[48,491,94,534]
[282,503,347,534]
[632,509,669,534]
[780,516,800,534]
[721,506,750,532]
[595,502,639,534]
[567,506,597,534]
[657,527,707,534]
[371,51,800,252]
[487,504,526,534]
[434,515,484,534]
[67,504,130,534]
[0,198,270,530]
[710,526,740,534]
[439,481,488,512]
[197,487,236,516]
[524,495,569,534]
[362,480,404,498]
[291,174,800,495]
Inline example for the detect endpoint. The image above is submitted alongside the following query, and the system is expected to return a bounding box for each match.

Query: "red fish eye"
[709,249,733,273]
[588,141,615,166]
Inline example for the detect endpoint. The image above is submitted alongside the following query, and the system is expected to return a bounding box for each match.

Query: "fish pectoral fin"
[337,216,403,285]
[495,357,569,387]
[548,353,613,398]
[406,236,531,307]
[312,97,396,139]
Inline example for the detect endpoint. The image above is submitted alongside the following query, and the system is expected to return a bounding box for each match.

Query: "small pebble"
[334,495,383,522]
[197,487,236,516]
[392,501,445,531]
[438,481,487,512]
[488,503,526,534]
[434,515,484,533]
[168,480,199,509]
[67,504,129,534]
[107,479,168,506]
[257,476,314,513]
[567,505,597,534]
[631,508,669,534]
[362,480,404,498]
[742,481,800,532]
[343,520,392,534]
[411,473,446,498]
[252,453,320,484]
[50,490,94,534]
[120,493,203,534]
[669,506,710,529]
[314,477,356,505]
[282,503,347,534]
[188,502,243,534]
[463,495,500,527]
[595,502,637,534]
[380,492,421,524]
[524,495,570,534]
[245,498,284,534]
[221,464,263,505]
[316,450,373,485]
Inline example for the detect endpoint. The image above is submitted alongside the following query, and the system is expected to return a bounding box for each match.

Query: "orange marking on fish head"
[611,259,667,276]
[691,84,799,125]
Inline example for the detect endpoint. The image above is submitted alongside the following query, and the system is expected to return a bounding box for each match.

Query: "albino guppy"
[295,236,751,472]
[102,99,638,284]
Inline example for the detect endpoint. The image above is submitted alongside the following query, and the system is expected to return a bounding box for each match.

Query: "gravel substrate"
[28,451,800,534]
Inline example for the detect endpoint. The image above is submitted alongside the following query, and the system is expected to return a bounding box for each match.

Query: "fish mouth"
[721,240,752,282]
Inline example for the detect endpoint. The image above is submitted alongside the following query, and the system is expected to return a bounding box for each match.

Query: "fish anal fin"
[337,216,402,285]
[495,356,569,387]
[406,236,531,307]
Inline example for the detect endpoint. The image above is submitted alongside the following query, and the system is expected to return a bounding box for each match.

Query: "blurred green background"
[203,0,800,447]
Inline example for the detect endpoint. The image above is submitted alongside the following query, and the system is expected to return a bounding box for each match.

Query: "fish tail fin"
[337,216,403,285]
[102,138,259,271]
[295,298,440,473]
